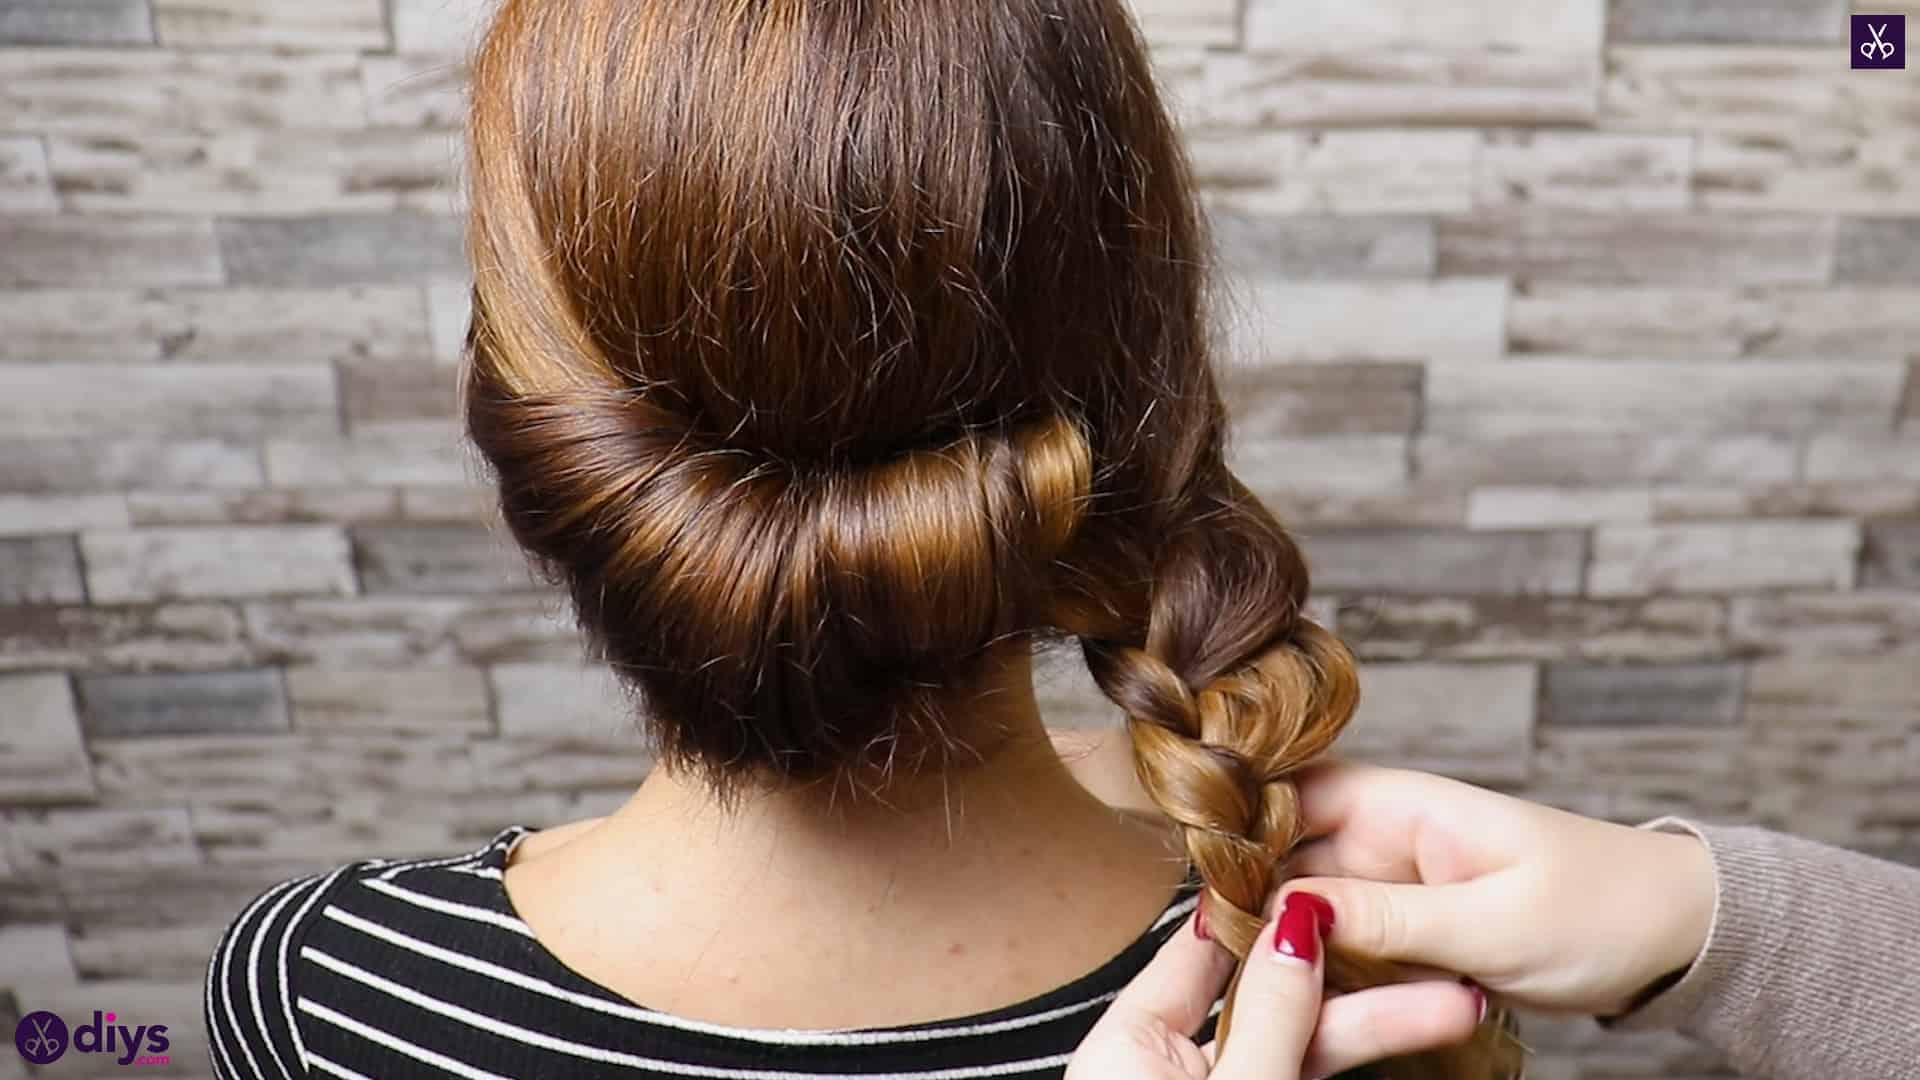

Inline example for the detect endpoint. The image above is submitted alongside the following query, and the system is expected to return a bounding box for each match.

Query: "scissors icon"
[22,1015,63,1059]
[1862,21,1896,60]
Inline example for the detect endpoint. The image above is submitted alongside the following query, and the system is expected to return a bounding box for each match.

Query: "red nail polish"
[1273,891,1325,965]
[1461,977,1488,1024]
[1194,895,1211,942]
[1294,890,1335,933]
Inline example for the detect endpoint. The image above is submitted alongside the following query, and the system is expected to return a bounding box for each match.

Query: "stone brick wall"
[2,1,1916,1076]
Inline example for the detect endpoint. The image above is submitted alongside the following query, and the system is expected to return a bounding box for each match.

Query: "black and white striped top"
[204,824,1210,1079]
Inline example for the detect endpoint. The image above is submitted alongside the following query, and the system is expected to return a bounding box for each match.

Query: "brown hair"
[461,0,1518,1074]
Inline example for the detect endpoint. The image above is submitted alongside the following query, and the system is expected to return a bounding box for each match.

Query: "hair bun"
[467,379,1093,784]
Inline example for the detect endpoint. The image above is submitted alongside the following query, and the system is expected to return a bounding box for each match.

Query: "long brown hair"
[460,1,1519,1074]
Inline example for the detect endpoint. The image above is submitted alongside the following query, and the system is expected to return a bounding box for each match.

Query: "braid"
[1072,472,1524,1077]
[1088,622,1354,953]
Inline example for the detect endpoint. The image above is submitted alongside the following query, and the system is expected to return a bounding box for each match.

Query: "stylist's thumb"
[1276,877,1487,977]
[1212,891,1335,1080]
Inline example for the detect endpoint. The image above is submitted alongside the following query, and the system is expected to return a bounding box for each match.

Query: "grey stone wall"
[2,1,1916,1076]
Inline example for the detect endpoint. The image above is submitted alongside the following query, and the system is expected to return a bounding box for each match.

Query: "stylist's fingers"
[1210,892,1334,1080]
[1286,836,1415,883]
[1290,760,1398,843]
[1104,909,1237,1038]
[1274,878,1494,978]
[1066,909,1232,1080]
[1301,980,1484,1079]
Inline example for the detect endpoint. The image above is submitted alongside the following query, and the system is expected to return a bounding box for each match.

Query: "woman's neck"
[593,645,1147,891]
[500,646,1190,1027]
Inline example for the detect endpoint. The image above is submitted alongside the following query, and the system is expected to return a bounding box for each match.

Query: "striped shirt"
[204,824,1211,1079]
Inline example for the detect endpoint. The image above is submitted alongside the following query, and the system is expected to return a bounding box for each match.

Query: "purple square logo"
[1854,14,1905,69]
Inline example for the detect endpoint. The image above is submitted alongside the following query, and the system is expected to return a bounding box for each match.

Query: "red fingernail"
[1273,891,1327,965]
[1461,977,1488,1024]
[1294,890,1335,933]
[1194,894,1211,942]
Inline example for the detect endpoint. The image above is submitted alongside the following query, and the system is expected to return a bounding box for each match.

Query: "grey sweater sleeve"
[1604,817,1920,1080]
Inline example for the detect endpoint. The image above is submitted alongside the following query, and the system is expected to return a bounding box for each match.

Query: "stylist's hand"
[1068,892,1484,1079]
[1281,762,1717,1017]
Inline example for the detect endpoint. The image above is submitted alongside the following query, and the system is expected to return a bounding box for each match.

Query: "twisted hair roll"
[462,0,1521,1074]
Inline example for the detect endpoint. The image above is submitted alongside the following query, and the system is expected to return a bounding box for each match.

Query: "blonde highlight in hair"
[462,0,1520,1073]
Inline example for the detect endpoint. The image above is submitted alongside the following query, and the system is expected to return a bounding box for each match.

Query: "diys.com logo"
[14,1009,171,1068]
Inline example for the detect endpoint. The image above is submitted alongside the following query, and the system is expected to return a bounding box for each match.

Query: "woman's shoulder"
[202,827,531,1077]
[217,826,530,927]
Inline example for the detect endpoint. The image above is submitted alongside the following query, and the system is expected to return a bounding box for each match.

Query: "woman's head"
[463,0,1241,780]
[462,1,1514,1074]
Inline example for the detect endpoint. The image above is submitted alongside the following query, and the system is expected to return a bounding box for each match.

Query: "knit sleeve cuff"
[1598,816,1765,1035]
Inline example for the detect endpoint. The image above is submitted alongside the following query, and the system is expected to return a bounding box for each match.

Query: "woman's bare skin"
[500,650,1188,1030]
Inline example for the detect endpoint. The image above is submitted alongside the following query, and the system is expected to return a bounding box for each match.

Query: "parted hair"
[461,0,1519,1074]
